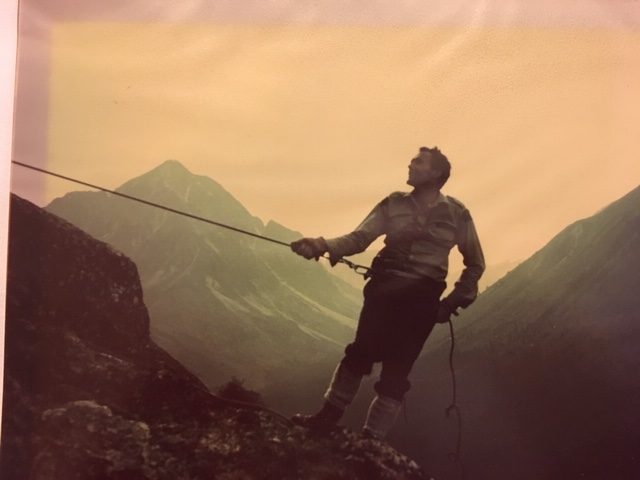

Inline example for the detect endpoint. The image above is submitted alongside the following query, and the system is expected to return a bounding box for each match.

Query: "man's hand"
[291,237,328,261]
[435,301,458,324]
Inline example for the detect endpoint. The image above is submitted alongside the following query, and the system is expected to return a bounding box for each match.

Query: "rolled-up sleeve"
[443,211,485,310]
[324,198,388,261]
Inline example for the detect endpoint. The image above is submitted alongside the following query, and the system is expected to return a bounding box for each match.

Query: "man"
[290,146,485,439]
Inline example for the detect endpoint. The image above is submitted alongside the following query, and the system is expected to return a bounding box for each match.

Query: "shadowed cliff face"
[1,195,431,480]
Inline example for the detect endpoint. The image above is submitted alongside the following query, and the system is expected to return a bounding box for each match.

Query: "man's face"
[407,150,441,187]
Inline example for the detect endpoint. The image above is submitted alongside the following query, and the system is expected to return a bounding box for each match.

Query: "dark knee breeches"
[341,274,445,401]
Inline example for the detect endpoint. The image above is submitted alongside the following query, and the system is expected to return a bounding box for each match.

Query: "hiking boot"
[291,401,344,430]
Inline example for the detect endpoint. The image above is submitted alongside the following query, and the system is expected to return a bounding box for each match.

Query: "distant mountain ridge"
[47,160,362,394]
[395,185,640,480]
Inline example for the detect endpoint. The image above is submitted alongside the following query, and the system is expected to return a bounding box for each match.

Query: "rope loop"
[446,319,466,479]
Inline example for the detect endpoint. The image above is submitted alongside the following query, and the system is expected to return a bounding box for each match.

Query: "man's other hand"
[435,301,456,324]
[291,237,328,260]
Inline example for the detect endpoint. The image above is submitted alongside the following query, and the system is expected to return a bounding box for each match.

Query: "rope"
[445,319,466,480]
[12,160,291,247]
[11,161,370,276]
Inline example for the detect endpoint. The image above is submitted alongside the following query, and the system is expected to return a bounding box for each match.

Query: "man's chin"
[408,179,438,189]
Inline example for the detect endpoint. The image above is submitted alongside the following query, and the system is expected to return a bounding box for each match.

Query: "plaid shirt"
[324,191,485,310]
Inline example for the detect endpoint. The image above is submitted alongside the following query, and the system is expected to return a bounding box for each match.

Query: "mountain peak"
[115,159,195,201]
[110,159,264,233]
[149,159,192,176]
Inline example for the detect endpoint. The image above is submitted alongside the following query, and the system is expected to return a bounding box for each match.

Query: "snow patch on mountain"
[205,276,251,314]
[242,294,276,317]
[298,324,343,346]
[263,263,356,328]
[204,238,221,254]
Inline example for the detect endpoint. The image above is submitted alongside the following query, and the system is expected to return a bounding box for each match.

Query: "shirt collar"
[409,190,448,209]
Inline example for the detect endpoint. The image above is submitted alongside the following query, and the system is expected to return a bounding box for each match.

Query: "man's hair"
[419,146,451,188]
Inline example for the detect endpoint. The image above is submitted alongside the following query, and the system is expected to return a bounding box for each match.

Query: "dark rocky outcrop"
[1,194,430,480]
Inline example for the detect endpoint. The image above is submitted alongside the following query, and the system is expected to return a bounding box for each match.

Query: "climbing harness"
[13,160,464,473]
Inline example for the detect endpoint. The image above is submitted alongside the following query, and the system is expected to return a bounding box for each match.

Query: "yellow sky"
[41,23,640,264]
